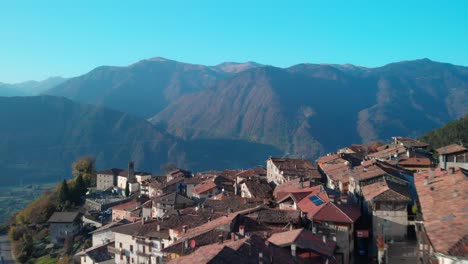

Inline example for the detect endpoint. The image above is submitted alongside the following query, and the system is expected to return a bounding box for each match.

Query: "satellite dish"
[190,239,196,249]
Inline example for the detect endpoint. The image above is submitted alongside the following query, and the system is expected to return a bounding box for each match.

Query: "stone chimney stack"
[128,161,135,183]
[291,243,296,257]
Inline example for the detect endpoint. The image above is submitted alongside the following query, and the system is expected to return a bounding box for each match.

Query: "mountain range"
[1,57,466,184]
[44,58,262,118]
[0,77,67,96]
[151,59,468,157]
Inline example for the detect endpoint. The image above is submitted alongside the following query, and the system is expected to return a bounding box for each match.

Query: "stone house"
[361,179,412,243]
[267,157,322,185]
[436,144,468,170]
[96,168,123,191]
[48,211,82,244]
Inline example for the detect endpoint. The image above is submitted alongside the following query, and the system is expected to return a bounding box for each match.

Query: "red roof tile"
[414,168,468,257]
[436,144,468,155]
[398,157,432,167]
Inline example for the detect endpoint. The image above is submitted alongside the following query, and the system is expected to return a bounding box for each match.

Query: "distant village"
[45,137,468,264]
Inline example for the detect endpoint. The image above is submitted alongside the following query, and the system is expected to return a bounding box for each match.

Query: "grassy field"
[0,183,56,224]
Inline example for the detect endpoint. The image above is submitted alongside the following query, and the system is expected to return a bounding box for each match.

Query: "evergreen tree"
[72,174,87,204]
[125,182,130,197]
[58,179,70,204]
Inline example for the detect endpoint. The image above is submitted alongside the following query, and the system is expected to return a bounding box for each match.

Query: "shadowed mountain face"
[0,96,281,185]
[44,58,264,118]
[151,59,468,158]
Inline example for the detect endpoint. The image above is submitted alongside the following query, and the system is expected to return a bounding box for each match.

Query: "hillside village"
[9,137,468,264]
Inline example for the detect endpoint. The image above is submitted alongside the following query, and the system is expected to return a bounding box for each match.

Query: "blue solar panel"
[309,195,324,205]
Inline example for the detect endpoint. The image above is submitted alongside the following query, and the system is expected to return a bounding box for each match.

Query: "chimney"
[322,235,326,243]
[259,252,264,264]
[231,232,237,241]
[218,234,224,244]
[182,225,187,233]
[157,224,160,232]
[227,207,232,214]
[239,225,245,236]
[141,217,146,225]
[291,243,296,257]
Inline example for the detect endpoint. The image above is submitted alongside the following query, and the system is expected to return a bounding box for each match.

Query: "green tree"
[72,174,87,204]
[58,179,70,205]
[125,182,130,197]
[72,156,96,187]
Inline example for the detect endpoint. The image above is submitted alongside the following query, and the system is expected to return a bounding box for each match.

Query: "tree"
[58,179,70,205]
[72,156,96,187]
[125,182,130,197]
[72,174,87,204]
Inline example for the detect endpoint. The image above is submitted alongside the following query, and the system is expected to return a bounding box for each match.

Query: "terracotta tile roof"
[268,228,336,257]
[270,158,321,179]
[253,208,302,225]
[316,154,341,164]
[153,192,195,207]
[395,137,429,148]
[276,187,320,204]
[48,212,80,223]
[414,168,468,257]
[347,144,377,154]
[111,200,138,211]
[368,145,406,159]
[203,193,265,213]
[168,237,247,264]
[83,241,115,262]
[313,202,360,223]
[193,179,218,195]
[268,228,303,246]
[319,161,352,183]
[436,144,468,155]
[242,178,273,198]
[111,220,170,239]
[398,157,432,167]
[351,164,387,181]
[296,190,360,224]
[361,179,411,202]
[235,235,297,264]
[167,168,191,178]
[89,219,131,234]
[273,179,318,200]
[166,206,265,250]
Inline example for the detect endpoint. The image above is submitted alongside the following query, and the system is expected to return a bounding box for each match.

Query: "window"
[130,245,133,252]
[119,242,122,248]
[132,258,134,263]
[120,255,123,260]
[83,256,86,262]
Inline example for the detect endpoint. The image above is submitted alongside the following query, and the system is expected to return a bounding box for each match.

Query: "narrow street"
[0,235,15,264]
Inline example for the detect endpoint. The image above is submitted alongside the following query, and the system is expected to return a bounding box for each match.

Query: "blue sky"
[0,0,467,83]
